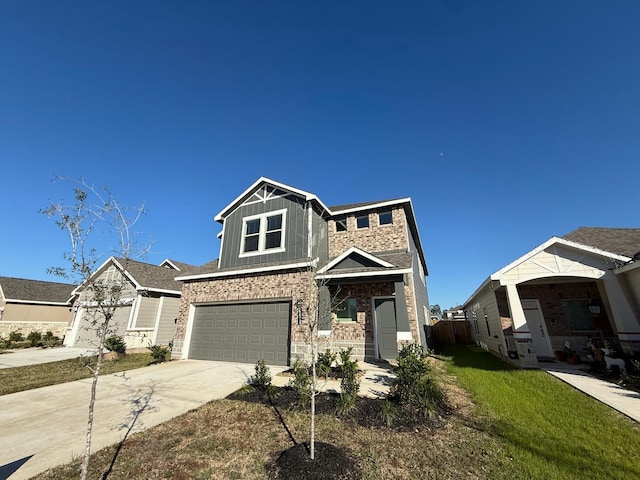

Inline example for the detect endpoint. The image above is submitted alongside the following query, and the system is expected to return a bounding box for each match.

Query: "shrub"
[9,331,24,342]
[148,344,171,363]
[289,358,312,406]
[27,330,43,347]
[42,331,61,348]
[316,348,337,379]
[249,359,279,400]
[378,400,399,427]
[337,347,360,414]
[389,343,444,418]
[104,335,126,354]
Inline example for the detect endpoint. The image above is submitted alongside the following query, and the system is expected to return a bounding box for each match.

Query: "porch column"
[394,281,412,341]
[602,272,640,345]
[505,283,530,339]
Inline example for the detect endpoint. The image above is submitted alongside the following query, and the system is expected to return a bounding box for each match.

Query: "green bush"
[27,330,43,347]
[389,343,444,418]
[337,347,360,414]
[42,331,61,348]
[104,335,126,354]
[289,358,312,406]
[148,344,171,363]
[316,348,337,378]
[9,331,24,342]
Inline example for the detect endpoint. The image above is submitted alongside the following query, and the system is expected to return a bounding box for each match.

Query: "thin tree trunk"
[310,338,316,460]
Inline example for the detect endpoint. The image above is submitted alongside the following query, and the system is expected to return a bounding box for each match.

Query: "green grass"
[440,344,640,480]
[0,353,155,396]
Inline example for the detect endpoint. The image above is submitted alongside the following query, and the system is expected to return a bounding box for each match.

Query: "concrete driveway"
[0,360,287,480]
[0,347,95,369]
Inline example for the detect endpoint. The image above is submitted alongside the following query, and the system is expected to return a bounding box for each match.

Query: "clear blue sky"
[1,1,638,310]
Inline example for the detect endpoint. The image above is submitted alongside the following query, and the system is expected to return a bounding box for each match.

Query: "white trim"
[317,247,396,274]
[397,332,413,341]
[214,177,331,222]
[151,296,164,344]
[218,221,226,265]
[330,198,411,215]
[128,296,142,329]
[175,261,313,281]
[3,299,71,306]
[67,306,84,346]
[491,237,629,281]
[316,268,411,280]
[238,208,287,258]
[142,287,181,295]
[159,259,180,271]
[318,330,332,337]
[307,201,313,258]
[182,303,197,359]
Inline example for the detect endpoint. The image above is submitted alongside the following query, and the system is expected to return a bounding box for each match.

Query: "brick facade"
[328,206,407,257]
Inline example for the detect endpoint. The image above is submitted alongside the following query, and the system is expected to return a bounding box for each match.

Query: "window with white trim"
[240,209,286,256]
[335,217,347,232]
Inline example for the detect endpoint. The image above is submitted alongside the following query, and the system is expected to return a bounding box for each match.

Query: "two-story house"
[173,177,430,366]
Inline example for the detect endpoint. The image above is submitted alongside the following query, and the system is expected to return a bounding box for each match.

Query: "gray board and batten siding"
[219,194,327,269]
[408,232,429,349]
[188,301,291,366]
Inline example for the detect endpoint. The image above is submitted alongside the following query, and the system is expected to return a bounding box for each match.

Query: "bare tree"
[42,178,148,480]
[294,260,340,461]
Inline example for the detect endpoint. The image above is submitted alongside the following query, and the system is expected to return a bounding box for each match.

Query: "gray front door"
[375,298,397,360]
[189,301,290,366]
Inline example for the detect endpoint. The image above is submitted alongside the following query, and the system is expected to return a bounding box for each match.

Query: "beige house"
[463,227,640,367]
[64,257,195,350]
[0,276,75,338]
[173,177,430,366]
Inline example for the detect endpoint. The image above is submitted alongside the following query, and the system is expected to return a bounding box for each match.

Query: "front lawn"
[0,353,155,396]
[441,344,640,479]
[31,346,640,479]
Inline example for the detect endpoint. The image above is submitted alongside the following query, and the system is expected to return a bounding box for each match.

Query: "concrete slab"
[545,367,640,423]
[0,360,287,480]
[271,361,395,398]
[0,347,95,369]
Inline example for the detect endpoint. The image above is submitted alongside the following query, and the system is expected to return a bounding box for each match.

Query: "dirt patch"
[267,442,361,480]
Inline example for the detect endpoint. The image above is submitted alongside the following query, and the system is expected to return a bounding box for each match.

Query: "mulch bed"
[228,386,450,480]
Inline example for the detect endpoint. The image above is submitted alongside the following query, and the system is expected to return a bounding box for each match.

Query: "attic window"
[379,211,393,225]
[335,218,347,232]
[240,209,286,257]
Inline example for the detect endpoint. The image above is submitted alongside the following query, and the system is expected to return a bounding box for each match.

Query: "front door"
[374,298,397,360]
[522,299,552,357]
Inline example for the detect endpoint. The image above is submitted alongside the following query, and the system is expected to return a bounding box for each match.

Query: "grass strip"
[0,352,155,396]
[441,344,640,480]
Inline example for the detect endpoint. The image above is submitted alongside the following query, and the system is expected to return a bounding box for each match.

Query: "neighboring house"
[463,227,640,367]
[443,307,466,321]
[64,257,194,350]
[173,177,430,366]
[0,276,75,338]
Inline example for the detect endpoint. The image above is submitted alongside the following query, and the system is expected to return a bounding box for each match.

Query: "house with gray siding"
[64,257,195,350]
[173,177,430,366]
[463,227,640,368]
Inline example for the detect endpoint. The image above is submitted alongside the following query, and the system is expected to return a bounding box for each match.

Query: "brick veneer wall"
[517,282,613,337]
[328,206,408,257]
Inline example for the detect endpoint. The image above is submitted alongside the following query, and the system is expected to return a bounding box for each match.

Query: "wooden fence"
[432,320,473,345]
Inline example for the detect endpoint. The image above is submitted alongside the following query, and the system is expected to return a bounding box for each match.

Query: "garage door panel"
[189,301,290,366]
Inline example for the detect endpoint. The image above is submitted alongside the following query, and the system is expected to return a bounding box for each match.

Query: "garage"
[188,301,291,366]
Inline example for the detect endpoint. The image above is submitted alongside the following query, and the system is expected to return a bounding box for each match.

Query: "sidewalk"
[0,347,94,369]
[544,367,640,423]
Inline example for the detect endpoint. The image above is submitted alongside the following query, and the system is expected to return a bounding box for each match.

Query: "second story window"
[240,209,286,256]
[356,215,369,229]
[335,218,347,232]
[378,211,393,225]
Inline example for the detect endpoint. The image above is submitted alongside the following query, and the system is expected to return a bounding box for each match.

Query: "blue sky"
[1,1,638,310]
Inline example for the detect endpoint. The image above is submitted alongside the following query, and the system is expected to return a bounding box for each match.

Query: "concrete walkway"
[0,360,287,480]
[544,367,640,423]
[0,347,95,369]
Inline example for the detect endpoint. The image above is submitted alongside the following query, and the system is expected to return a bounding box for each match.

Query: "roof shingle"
[563,227,640,258]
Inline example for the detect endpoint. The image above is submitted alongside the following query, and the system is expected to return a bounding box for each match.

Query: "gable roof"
[317,247,396,274]
[329,198,411,215]
[0,276,75,305]
[159,259,196,271]
[563,227,640,258]
[214,177,331,222]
